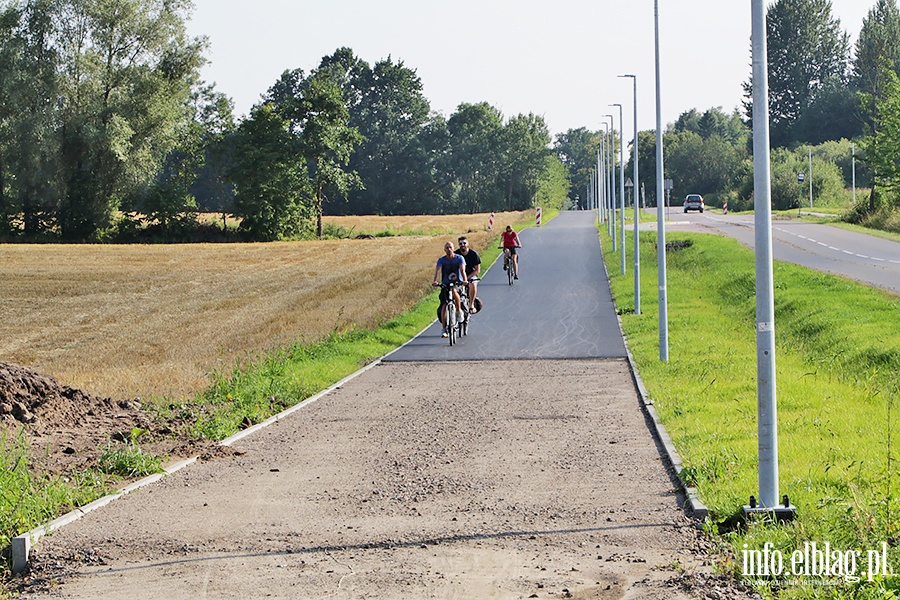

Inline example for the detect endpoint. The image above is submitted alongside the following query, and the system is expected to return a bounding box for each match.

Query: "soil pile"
[0,361,127,432]
[0,361,214,477]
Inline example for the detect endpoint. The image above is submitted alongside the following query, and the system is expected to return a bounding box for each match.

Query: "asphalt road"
[652,209,900,295]
[386,211,628,361]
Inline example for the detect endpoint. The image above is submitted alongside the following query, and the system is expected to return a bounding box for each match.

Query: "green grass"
[0,432,107,564]
[599,225,900,598]
[98,429,164,478]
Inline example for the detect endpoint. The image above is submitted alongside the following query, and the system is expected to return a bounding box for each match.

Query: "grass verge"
[599,224,899,599]
[0,432,107,559]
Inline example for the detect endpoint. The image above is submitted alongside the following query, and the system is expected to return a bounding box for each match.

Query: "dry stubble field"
[0,211,527,402]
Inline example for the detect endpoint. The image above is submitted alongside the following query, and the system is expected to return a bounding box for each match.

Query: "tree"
[57,0,206,239]
[673,107,749,147]
[665,131,749,204]
[861,67,900,210]
[532,155,570,212]
[854,0,900,130]
[791,80,864,144]
[295,71,362,236]
[262,63,362,236]
[140,83,235,231]
[499,113,551,211]
[0,0,62,236]
[225,103,310,240]
[744,0,850,148]
[0,0,206,240]
[553,127,599,208]
[447,102,504,213]
[340,51,433,215]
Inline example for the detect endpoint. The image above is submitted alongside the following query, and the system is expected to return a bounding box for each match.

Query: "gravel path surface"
[23,359,757,599]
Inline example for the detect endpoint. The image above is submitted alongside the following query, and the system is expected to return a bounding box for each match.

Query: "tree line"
[0,1,567,242]
[3,0,900,243]
[555,0,899,224]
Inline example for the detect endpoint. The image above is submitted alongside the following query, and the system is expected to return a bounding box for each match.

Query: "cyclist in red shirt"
[499,225,522,279]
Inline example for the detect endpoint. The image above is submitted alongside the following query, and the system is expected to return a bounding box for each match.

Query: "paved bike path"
[386,210,627,361]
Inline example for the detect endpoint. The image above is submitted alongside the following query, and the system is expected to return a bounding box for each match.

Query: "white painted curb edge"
[10,318,436,575]
[598,233,710,522]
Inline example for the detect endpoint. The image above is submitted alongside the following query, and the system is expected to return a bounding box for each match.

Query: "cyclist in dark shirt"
[454,235,481,313]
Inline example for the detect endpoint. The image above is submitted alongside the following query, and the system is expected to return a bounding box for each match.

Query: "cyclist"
[432,240,467,337]
[499,225,522,279]
[455,235,481,313]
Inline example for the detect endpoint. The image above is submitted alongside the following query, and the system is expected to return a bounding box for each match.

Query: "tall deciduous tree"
[861,67,900,210]
[744,0,849,148]
[337,50,434,215]
[553,127,599,209]
[0,0,205,240]
[226,103,310,240]
[500,113,551,211]
[142,82,235,230]
[263,63,362,236]
[447,102,504,213]
[854,0,900,110]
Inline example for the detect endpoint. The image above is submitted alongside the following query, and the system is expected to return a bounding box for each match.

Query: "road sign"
[798,173,805,183]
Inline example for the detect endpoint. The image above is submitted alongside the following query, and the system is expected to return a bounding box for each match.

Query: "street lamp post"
[748,0,794,519]
[809,147,813,209]
[654,0,668,362]
[603,115,616,253]
[598,125,608,233]
[611,103,626,275]
[619,74,639,315]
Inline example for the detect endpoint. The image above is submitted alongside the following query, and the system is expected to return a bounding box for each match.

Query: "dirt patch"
[0,361,219,479]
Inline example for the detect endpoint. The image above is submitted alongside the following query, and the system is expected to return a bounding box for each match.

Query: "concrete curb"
[10,319,436,575]
[599,235,710,522]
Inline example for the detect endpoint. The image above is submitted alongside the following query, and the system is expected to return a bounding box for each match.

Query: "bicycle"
[436,281,466,346]
[500,246,520,285]
[456,276,479,336]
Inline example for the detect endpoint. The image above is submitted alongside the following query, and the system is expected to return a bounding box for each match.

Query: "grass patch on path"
[600,226,899,599]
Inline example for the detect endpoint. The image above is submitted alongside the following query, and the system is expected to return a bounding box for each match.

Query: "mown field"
[0,211,526,401]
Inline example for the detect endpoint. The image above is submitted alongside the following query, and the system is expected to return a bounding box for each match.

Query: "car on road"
[683,194,704,213]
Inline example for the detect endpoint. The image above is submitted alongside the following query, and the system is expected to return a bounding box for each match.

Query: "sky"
[184,0,874,138]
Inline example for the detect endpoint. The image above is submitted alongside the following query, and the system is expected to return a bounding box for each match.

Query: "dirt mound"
[0,361,217,478]
[0,361,123,432]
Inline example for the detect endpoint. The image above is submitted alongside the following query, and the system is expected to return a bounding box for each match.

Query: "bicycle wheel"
[508,260,514,285]
[460,296,469,336]
[447,302,456,346]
